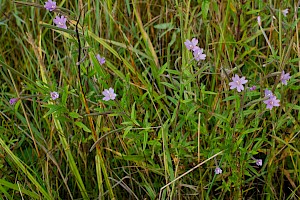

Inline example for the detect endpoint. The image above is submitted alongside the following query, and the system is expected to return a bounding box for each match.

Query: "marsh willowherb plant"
[53,15,67,29]
[229,74,248,92]
[249,85,257,91]
[282,9,289,17]
[9,98,19,105]
[263,89,280,110]
[255,159,263,166]
[257,15,262,26]
[184,38,198,51]
[280,71,291,85]
[215,167,222,175]
[264,89,274,98]
[50,92,59,100]
[263,96,280,110]
[96,54,106,65]
[44,0,56,11]
[102,88,117,101]
[193,48,206,61]
[184,38,206,61]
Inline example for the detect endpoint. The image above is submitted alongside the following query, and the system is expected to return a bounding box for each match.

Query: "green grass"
[1,0,300,199]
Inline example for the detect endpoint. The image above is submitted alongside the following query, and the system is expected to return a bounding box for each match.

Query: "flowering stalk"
[214,157,222,175]
[252,156,263,166]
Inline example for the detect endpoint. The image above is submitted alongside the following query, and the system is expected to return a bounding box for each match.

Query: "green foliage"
[0,0,300,199]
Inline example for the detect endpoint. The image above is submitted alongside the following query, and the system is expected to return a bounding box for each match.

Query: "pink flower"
[282,9,289,17]
[184,38,198,51]
[215,167,222,175]
[102,88,116,101]
[249,86,257,91]
[264,89,274,98]
[263,96,280,110]
[53,15,67,29]
[255,159,262,166]
[257,15,261,26]
[229,74,248,92]
[96,54,106,65]
[193,48,206,61]
[44,0,56,11]
[9,98,19,105]
[280,71,291,85]
[50,92,59,100]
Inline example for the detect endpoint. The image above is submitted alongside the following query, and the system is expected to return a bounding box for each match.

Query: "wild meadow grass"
[0,0,300,199]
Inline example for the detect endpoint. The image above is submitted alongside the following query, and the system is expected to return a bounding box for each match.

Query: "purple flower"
[96,54,106,65]
[102,88,116,101]
[264,89,274,98]
[44,0,56,11]
[263,96,280,110]
[249,85,257,91]
[282,9,289,17]
[193,48,206,61]
[9,98,19,105]
[215,167,222,175]
[280,71,291,85]
[53,15,67,29]
[255,159,262,166]
[229,74,248,92]
[50,92,59,100]
[184,38,198,51]
[257,16,261,26]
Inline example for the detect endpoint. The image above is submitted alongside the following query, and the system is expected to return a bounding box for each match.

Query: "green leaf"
[74,122,92,133]
[69,112,82,119]
[201,0,210,20]
[154,23,173,29]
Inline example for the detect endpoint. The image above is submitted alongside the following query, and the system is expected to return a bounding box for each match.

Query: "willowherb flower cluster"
[263,89,280,110]
[229,70,291,110]
[184,38,206,61]
[44,0,67,29]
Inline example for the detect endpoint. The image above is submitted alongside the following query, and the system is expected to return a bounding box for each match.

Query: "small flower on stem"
[229,74,248,92]
[256,159,263,166]
[184,38,198,51]
[263,96,280,110]
[280,71,291,85]
[96,54,106,65]
[252,157,262,166]
[44,0,56,11]
[9,98,19,105]
[249,85,257,91]
[264,89,274,98]
[215,167,222,175]
[53,15,67,29]
[193,48,206,61]
[282,9,289,17]
[102,88,116,101]
[50,92,59,100]
[214,157,222,175]
[257,16,262,26]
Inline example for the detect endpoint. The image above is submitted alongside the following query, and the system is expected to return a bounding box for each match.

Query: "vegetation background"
[0,0,300,199]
